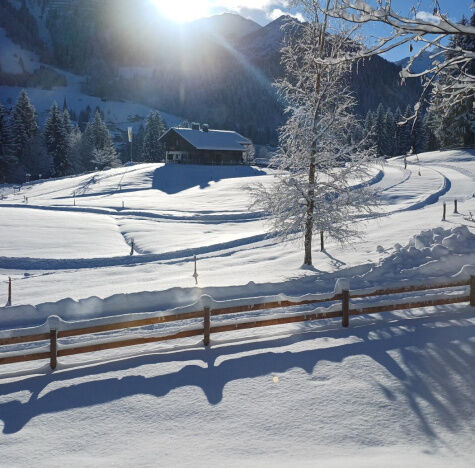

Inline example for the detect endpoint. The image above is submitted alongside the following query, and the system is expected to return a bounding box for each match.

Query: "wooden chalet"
[158,123,251,165]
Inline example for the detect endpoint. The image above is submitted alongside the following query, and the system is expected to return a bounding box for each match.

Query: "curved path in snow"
[0,151,473,279]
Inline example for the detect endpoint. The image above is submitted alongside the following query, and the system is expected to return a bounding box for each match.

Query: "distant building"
[158,123,251,165]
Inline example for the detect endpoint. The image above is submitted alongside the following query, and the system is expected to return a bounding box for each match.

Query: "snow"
[0,148,474,465]
[169,127,251,151]
[0,303,474,466]
[0,27,41,74]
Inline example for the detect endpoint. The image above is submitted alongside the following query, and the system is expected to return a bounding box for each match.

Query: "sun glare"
[151,0,211,23]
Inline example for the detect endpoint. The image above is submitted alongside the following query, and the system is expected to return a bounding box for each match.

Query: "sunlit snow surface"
[0,150,474,466]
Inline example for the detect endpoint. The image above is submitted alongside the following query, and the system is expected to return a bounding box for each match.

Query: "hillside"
[396,49,439,74]
[0,149,474,466]
[0,0,422,144]
[0,149,473,306]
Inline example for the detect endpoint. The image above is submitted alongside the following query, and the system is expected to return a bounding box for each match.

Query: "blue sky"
[180,0,473,62]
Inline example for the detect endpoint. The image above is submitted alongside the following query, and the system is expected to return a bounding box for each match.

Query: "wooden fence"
[0,276,473,370]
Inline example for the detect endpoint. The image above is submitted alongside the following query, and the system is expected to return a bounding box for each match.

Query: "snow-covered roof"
[163,127,251,151]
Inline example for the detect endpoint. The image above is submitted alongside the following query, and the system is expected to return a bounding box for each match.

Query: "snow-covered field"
[0,149,474,466]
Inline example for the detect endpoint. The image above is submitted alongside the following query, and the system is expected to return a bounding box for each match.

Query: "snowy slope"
[0,149,474,466]
[0,149,473,308]
[0,23,181,132]
[0,27,41,74]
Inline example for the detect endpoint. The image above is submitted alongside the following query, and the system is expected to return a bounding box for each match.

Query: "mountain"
[0,0,423,144]
[190,13,262,41]
[395,50,438,74]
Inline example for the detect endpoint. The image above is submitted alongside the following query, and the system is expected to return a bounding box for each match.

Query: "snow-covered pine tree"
[362,110,376,151]
[22,134,53,179]
[63,108,73,135]
[90,147,121,170]
[393,107,403,156]
[44,102,71,176]
[326,2,475,125]
[398,105,413,155]
[249,0,378,267]
[83,111,120,170]
[67,127,85,174]
[11,90,38,166]
[373,103,386,156]
[422,109,439,151]
[87,110,113,150]
[427,14,475,149]
[142,111,167,162]
[0,102,17,180]
[382,108,396,158]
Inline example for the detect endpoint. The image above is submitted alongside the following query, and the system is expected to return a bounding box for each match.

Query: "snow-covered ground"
[0,150,473,307]
[0,149,474,466]
[0,27,41,74]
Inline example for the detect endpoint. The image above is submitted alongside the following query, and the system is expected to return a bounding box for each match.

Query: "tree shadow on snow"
[0,306,474,439]
[152,164,266,194]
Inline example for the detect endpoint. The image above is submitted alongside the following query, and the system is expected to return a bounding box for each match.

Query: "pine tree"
[11,90,38,165]
[44,102,71,176]
[67,127,85,174]
[363,110,376,151]
[0,103,17,180]
[373,103,386,157]
[23,134,53,178]
[382,109,396,157]
[423,104,440,151]
[427,13,475,149]
[85,111,116,151]
[63,108,73,135]
[398,105,413,155]
[142,111,167,161]
[83,111,121,170]
[393,107,403,156]
[90,147,121,170]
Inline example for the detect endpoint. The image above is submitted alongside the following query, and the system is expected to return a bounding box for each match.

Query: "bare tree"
[250,0,379,267]
[325,1,475,122]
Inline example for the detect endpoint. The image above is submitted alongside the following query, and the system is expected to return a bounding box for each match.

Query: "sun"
[151,0,211,23]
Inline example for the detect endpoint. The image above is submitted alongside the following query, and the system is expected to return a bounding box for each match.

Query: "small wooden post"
[320,231,324,251]
[454,199,458,214]
[342,289,349,328]
[404,156,407,169]
[470,275,475,307]
[130,239,134,256]
[442,202,446,221]
[203,307,210,346]
[7,277,11,306]
[193,255,198,285]
[50,329,57,370]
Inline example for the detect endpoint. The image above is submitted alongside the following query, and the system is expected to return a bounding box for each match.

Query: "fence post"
[470,276,475,307]
[203,307,210,346]
[7,277,11,306]
[454,199,458,214]
[320,231,324,251]
[130,239,134,256]
[442,202,446,221]
[50,329,57,370]
[342,289,349,327]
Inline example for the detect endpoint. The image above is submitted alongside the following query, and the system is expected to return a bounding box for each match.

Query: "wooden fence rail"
[0,276,473,370]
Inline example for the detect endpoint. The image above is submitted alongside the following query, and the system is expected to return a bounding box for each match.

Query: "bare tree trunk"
[304,155,316,265]
[303,0,330,266]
